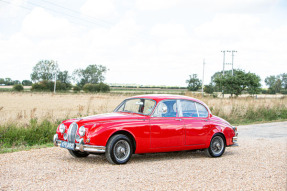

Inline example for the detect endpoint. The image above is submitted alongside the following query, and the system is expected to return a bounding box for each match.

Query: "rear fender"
[206,126,225,147]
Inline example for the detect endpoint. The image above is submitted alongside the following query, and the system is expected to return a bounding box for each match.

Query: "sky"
[0,0,286,87]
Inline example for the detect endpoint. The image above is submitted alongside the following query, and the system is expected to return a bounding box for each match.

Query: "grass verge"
[0,119,59,153]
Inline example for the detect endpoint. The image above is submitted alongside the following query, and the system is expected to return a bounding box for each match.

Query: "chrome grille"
[68,122,78,143]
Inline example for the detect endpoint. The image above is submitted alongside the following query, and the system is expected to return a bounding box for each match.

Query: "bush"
[31,80,72,91]
[83,83,110,93]
[13,84,24,92]
[73,86,81,92]
[0,119,58,149]
[99,83,110,92]
[280,89,287,95]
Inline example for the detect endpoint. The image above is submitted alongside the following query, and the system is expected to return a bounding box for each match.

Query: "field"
[0,92,286,125]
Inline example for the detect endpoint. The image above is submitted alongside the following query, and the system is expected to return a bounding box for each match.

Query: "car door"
[150,99,185,148]
[180,100,210,146]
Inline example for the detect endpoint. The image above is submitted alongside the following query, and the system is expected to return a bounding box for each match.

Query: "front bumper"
[53,134,105,153]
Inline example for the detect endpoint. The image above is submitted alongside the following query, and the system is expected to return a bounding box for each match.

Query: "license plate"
[60,141,75,150]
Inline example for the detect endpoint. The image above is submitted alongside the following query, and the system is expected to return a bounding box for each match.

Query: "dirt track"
[0,121,286,190]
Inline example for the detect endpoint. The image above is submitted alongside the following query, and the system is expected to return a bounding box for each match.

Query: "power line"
[25,0,111,28]
[0,0,111,28]
[40,0,114,27]
[0,0,151,41]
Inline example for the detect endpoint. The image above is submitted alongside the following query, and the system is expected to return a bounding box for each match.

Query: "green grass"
[0,119,59,153]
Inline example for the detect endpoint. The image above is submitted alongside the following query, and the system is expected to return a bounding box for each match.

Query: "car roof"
[130,94,206,105]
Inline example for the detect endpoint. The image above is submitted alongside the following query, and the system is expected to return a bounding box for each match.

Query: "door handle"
[175,118,182,121]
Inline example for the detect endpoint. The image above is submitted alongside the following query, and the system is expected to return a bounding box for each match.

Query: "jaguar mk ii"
[54,94,238,164]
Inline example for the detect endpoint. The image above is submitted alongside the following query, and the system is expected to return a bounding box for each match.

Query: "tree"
[204,83,214,94]
[57,70,70,84]
[30,60,59,82]
[186,74,202,91]
[214,69,261,96]
[73,64,107,87]
[281,73,287,89]
[264,75,283,94]
[22,80,32,86]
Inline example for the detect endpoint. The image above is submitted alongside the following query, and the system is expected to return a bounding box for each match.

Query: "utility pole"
[221,51,226,75]
[54,73,57,94]
[202,59,205,96]
[226,50,237,75]
[221,51,225,98]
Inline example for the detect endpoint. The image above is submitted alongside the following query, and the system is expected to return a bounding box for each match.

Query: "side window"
[195,103,209,118]
[152,100,178,117]
[181,100,198,117]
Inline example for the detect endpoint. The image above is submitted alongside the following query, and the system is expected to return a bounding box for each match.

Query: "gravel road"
[1,121,286,190]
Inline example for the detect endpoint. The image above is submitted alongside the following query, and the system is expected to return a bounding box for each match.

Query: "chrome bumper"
[53,134,105,153]
[232,132,238,143]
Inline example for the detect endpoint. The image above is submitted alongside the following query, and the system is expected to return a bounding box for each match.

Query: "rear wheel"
[205,135,225,157]
[68,150,89,158]
[105,134,133,165]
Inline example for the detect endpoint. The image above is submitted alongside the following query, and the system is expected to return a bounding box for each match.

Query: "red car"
[53,94,238,164]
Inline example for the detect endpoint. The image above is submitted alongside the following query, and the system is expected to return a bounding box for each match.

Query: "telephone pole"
[202,59,205,96]
[226,50,237,75]
[54,73,57,94]
[221,51,226,97]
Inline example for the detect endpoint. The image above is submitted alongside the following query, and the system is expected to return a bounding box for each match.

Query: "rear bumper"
[228,132,238,147]
[53,134,105,153]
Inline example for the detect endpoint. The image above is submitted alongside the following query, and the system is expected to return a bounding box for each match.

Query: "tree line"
[3,60,110,93]
[186,70,287,96]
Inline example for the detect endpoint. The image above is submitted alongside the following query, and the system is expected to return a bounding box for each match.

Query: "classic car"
[53,94,238,164]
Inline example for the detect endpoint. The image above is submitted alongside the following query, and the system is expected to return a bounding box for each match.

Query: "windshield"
[115,98,156,115]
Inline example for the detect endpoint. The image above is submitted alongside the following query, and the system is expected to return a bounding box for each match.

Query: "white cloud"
[150,23,188,38]
[136,0,181,11]
[0,0,27,18]
[194,14,260,40]
[80,0,116,18]
[21,8,77,39]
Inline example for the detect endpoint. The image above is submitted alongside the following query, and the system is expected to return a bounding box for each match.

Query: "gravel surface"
[1,121,286,190]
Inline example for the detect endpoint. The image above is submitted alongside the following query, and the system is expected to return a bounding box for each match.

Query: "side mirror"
[209,113,213,118]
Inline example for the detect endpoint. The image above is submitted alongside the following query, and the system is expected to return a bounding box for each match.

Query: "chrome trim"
[54,137,106,153]
[53,134,58,146]
[232,136,238,143]
[68,122,78,143]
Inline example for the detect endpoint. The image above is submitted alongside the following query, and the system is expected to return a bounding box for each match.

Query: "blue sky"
[0,0,286,86]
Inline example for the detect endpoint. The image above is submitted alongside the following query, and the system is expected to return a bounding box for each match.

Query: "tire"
[105,134,133,165]
[68,150,89,158]
[205,135,225,157]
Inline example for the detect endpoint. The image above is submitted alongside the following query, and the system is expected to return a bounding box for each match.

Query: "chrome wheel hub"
[211,136,224,155]
[113,140,130,162]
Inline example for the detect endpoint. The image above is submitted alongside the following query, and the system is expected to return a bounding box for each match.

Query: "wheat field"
[0,92,286,125]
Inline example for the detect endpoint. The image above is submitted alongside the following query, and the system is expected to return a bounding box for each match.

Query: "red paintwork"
[56,94,236,154]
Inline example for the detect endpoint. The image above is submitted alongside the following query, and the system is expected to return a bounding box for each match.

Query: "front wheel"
[105,134,133,165]
[68,150,89,158]
[205,135,225,157]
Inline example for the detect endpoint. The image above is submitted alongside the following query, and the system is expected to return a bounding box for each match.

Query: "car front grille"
[68,122,78,143]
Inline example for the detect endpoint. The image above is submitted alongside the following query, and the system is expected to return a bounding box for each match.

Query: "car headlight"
[59,124,66,134]
[79,126,86,137]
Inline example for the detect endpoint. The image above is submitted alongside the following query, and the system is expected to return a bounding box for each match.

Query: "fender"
[206,125,225,147]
